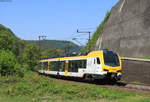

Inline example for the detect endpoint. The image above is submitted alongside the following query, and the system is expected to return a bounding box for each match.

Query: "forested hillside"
[28,40,82,52]
[0,24,41,76]
[0,24,22,55]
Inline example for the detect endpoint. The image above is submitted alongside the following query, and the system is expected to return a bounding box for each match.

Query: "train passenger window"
[43,62,48,70]
[68,61,73,72]
[68,61,77,72]
[50,61,60,71]
[80,60,86,68]
[97,58,100,64]
[59,61,65,72]
[51,62,56,71]
[68,60,87,72]
[38,62,43,70]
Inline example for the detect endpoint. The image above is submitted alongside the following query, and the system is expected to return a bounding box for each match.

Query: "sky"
[0,0,118,45]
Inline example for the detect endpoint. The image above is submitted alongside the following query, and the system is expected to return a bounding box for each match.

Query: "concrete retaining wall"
[96,0,150,57]
[122,60,150,85]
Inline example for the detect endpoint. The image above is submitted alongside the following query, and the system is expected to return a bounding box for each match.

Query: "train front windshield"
[103,51,120,67]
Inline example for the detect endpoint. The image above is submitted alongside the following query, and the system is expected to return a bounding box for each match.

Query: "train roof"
[39,50,104,62]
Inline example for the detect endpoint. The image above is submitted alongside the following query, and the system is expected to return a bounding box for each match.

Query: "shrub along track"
[38,73,150,95]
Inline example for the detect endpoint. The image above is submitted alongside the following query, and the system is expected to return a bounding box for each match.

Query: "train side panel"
[38,50,122,81]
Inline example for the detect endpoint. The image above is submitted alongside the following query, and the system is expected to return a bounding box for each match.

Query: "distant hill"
[0,24,82,54]
[27,40,82,52]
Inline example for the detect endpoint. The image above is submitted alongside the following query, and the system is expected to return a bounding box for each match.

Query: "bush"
[14,64,26,78]
[0,50,17,76]
[0,50,25,77]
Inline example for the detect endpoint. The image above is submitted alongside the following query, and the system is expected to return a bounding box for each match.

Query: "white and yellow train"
[38,49,122,81]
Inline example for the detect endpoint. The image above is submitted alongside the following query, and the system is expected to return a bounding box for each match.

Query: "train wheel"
[84,74,94,82]
[56,72,61,78]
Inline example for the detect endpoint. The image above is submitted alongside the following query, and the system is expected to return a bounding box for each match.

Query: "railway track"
[39,73,150,94]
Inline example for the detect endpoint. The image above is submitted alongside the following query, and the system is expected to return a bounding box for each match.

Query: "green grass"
[0,72,150,102]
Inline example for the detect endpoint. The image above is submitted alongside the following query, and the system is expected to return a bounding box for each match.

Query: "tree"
[0,27,20,55]
[23,44,40,71]
[0,50,17,76]
[41,48,63,58]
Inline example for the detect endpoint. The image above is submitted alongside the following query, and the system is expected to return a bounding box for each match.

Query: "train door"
[48,62,51,71]
[41,62,44,73]
[93,58,98,73]
[64,60,69,76]
[95,57,102,73]
[87,57,95,74]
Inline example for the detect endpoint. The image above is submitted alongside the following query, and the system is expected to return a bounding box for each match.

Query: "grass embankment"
[0,72,150,102]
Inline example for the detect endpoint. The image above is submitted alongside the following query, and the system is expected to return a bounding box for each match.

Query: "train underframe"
[38,70,122,83]
[83,72,122,82]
